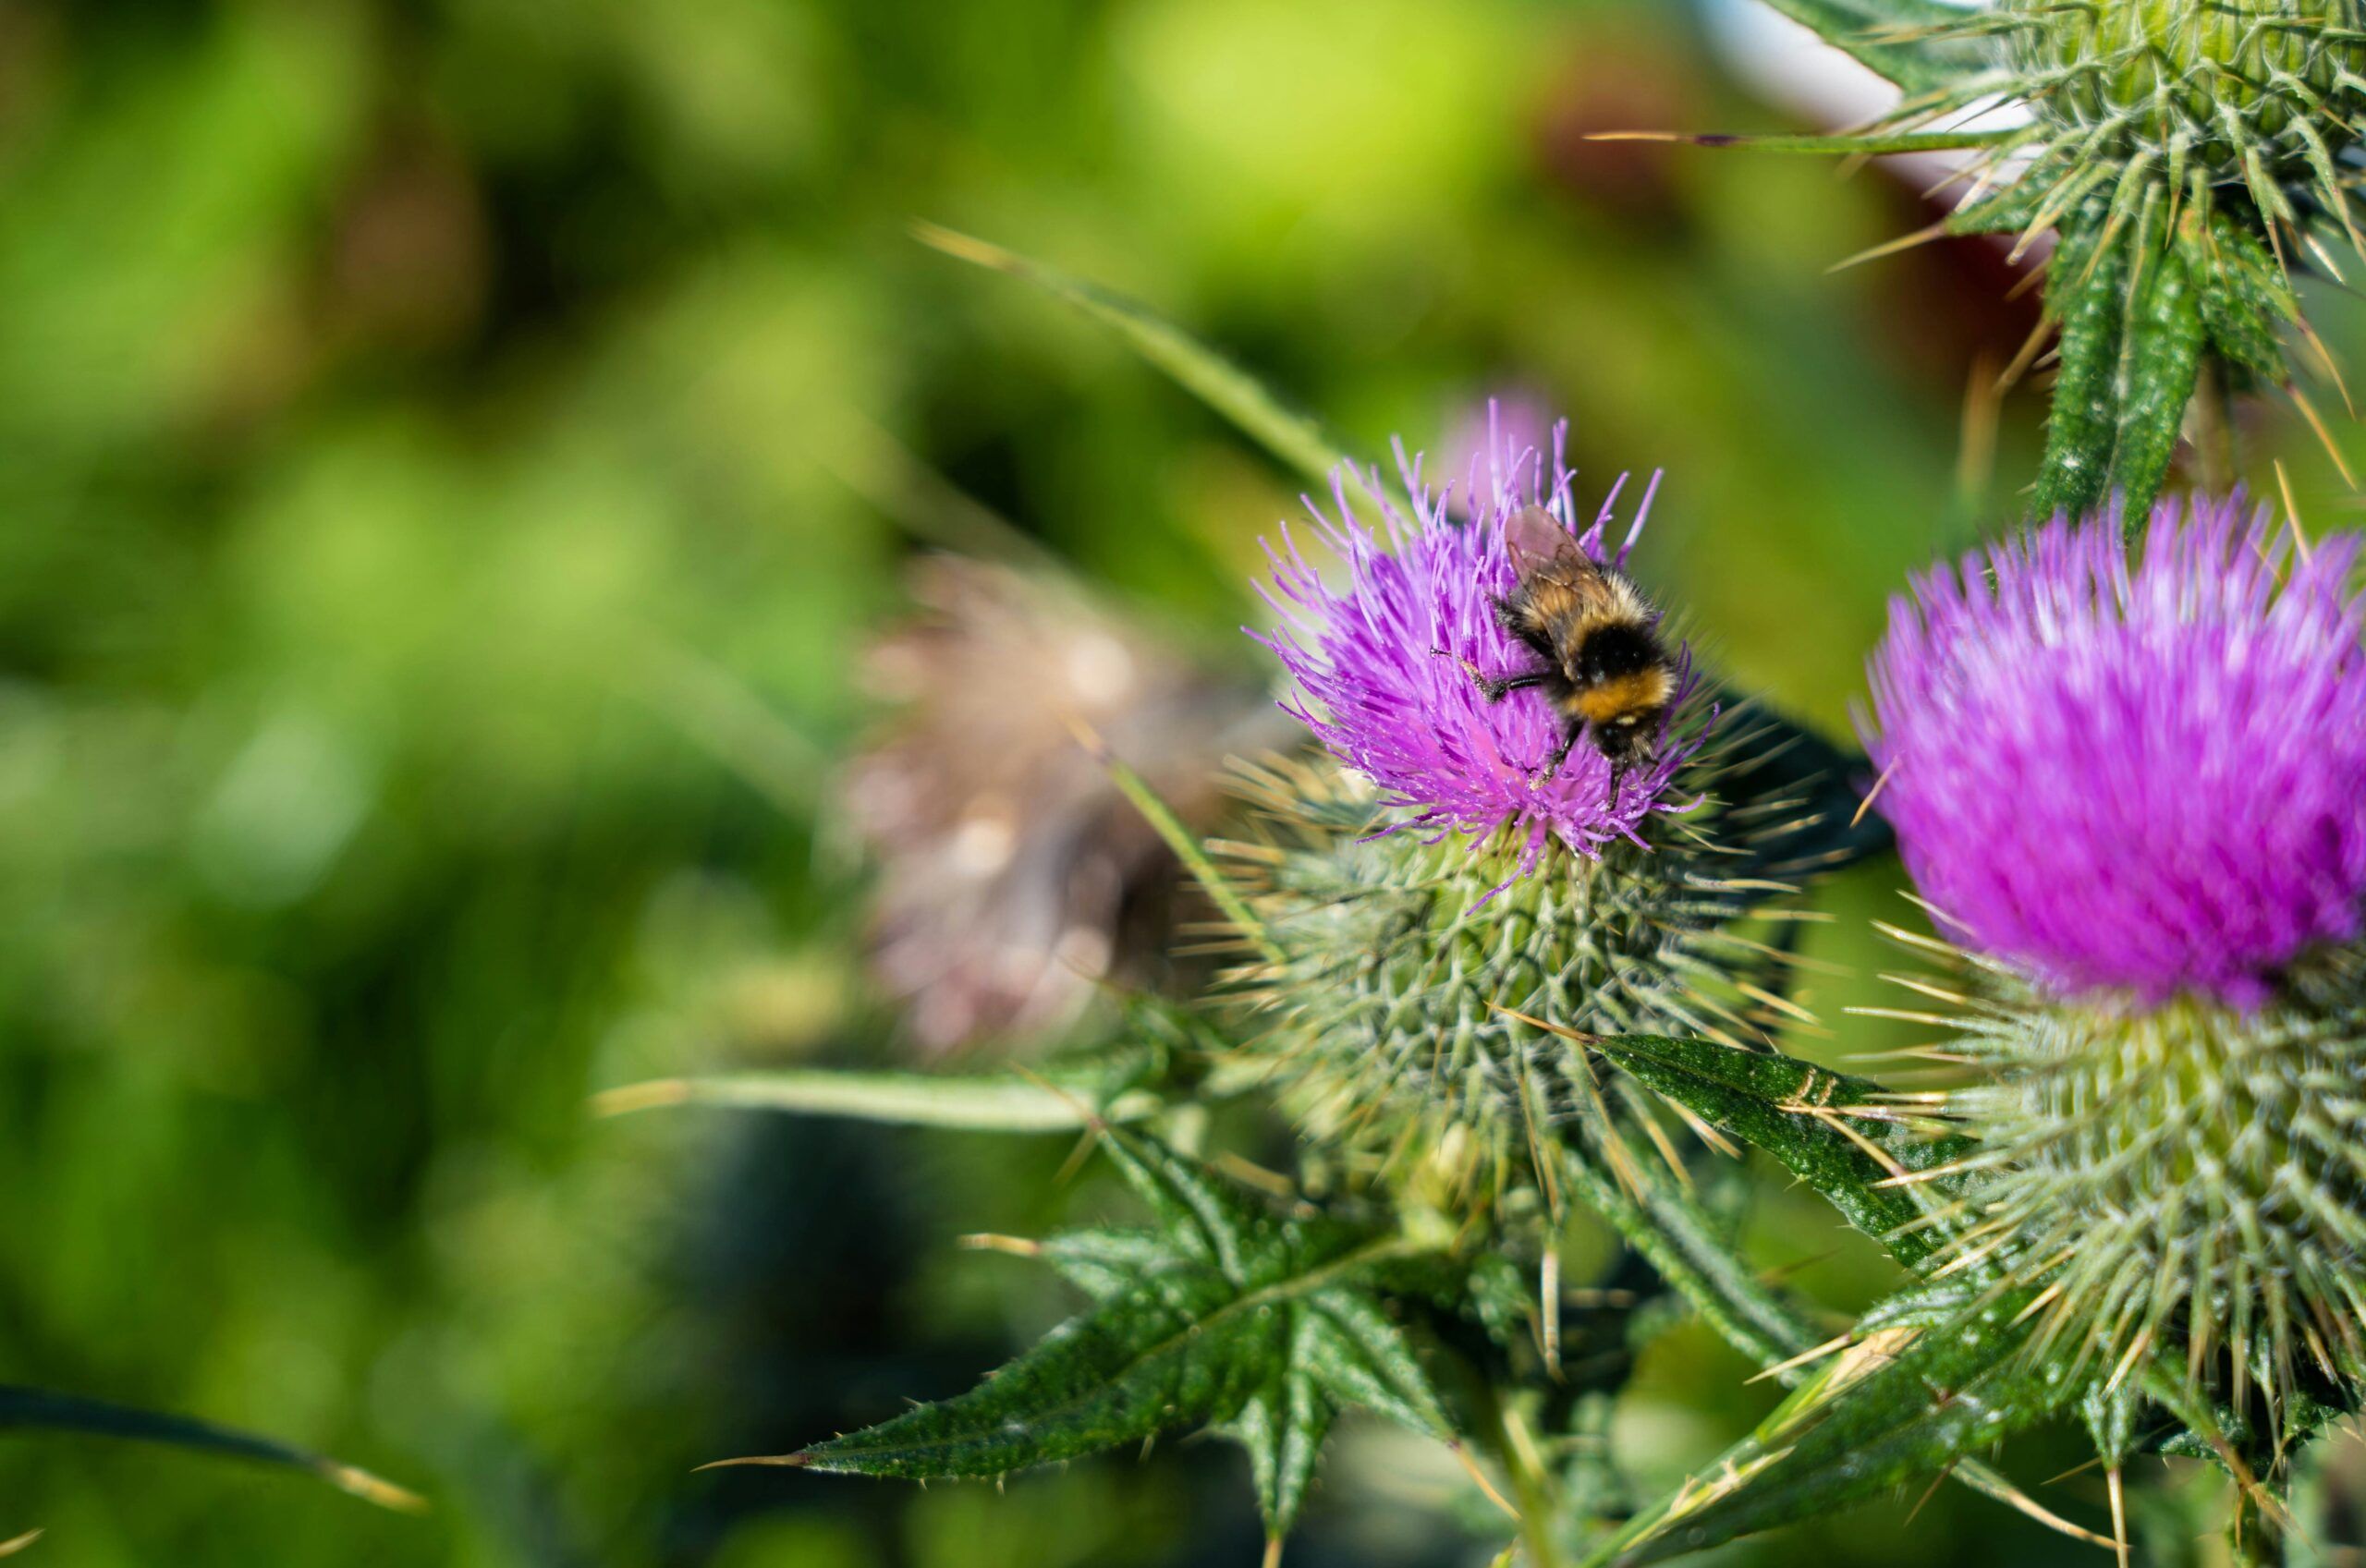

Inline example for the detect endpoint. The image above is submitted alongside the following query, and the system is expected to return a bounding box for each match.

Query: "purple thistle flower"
[1864,494,2366,1009]
[1255,415,1708,876]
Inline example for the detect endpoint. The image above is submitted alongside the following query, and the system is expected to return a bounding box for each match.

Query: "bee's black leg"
[1432,650,1546,704]
[1531,725,1582,789]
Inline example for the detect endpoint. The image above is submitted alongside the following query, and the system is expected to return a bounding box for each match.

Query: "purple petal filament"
[1865,494,2366,1008]
[1255,415,1706,878]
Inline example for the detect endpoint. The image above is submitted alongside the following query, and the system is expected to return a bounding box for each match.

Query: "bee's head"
[1590,714,1656,766]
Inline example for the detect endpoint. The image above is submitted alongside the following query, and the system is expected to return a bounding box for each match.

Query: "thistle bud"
[2006,0,2366,171]
[1715,0,2366,520]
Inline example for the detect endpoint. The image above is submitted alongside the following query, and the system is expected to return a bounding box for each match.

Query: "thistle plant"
[1863,494,2366,1464]
[38,0,2366,1562]
[1554,497,2366,1568]
[1682,0,2366,520]
[604,152,2366,1566]
[606,332,1887,1560]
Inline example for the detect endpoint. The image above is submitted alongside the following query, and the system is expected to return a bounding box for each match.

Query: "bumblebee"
[1445,505,1677,785]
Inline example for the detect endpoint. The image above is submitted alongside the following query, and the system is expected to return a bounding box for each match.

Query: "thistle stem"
[2228,1489,2282,1567]
[1485,1390,1568,1568]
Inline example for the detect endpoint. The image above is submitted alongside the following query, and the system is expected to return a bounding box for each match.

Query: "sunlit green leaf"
[1751,0,1993,96]
[1595,1287,2067,1565]
[1021,1227,1182,1300]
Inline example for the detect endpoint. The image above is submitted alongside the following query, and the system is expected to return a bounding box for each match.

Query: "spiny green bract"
[1961,0,2366,520]
[2005,0,2366,165]
[1729,0,2366,521]
[1217,710,1858,1205]
[1939,957,2366,1456]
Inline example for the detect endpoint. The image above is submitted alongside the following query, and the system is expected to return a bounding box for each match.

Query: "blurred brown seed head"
[842,557,1279,1054]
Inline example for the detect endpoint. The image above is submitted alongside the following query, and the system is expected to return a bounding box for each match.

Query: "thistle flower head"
[1257,421,1709,880]
[1872,496,2366,1451]
[1864,493,2366,1008]
[1230,419,1881,1202]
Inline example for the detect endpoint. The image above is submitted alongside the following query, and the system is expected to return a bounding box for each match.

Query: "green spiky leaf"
[2146,1366,2340,1488]
[913,224,1374,496]
[1604,128,2020,157]
[1024,1226,1187,1300]
[1751,0,1994,96]
[1597,1286,2069,1566]
[1220,1361,1335,1545]
[1556,1136,1815,1369]
[0,1385,421,1511]
[1554,1045,2080,1553]
[1579,1034,1970,1271]
[770,1131,1453,1547]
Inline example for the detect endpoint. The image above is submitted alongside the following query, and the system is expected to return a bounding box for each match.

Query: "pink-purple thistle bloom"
[1256,419,1707,875]
[1864,494,2366,1009]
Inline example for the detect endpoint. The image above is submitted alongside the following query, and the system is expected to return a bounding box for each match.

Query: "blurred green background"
[4,2,2361,1564]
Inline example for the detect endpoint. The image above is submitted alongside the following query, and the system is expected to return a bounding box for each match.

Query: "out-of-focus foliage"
[5,1,2364,1564]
